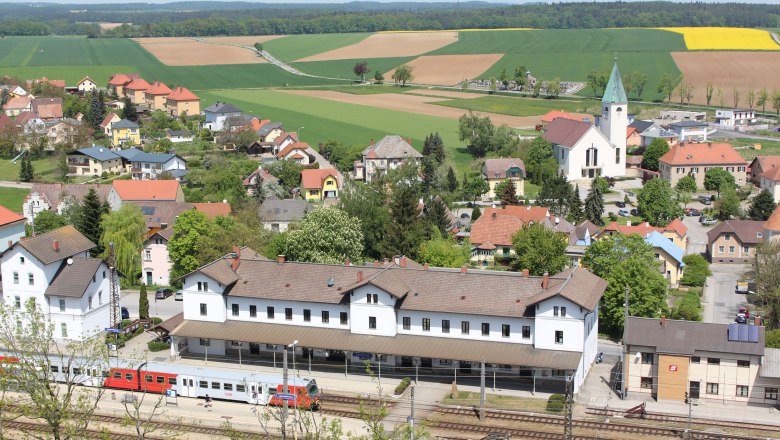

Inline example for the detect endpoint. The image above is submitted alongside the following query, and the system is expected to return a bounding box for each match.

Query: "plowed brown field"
[134,38,266,66]
[384,54,504,86]
[671,51,780,105]
[202,36,284,46]
[297,32,458,62]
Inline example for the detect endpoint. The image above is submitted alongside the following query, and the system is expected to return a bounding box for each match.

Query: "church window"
[616,107,623,112]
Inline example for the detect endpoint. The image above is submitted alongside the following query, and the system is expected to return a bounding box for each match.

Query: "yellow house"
[166,86,200,118]
[111,119,141,147]
[144,82,173,111]
[124,78,151,104]
[301,168,340,201]
[481,158,525,199]
[66,146,125,176]
[646,230,685,287]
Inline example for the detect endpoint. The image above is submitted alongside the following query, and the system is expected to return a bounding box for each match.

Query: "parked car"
[174,290,183,301]
[121,306,129,320]
[630,208,639,216]
[735,314,747,324]
[615,201,626,208]
[699,196,712,205]
[618,209,630,217]
[685,208,702,217]
[700,217,716,225]
[155,288,173,300]
[738,307,750,319]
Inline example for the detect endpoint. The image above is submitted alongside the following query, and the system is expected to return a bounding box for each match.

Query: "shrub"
[680,254,711,287]
[394,377,412,395]
[767,329,780,348]
[670,290,702,321]
[148,341,169,352]
[546,394,565,412]
[151,317,163,325]
[608,212,618,222]
[120,319,133,328]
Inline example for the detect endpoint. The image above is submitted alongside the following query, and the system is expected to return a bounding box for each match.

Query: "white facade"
[131,156,187,180]
[142,235,172,286]
[78,78,97,93]
[554,126,626,179]
[600,102,627,155]
[715,109,755,127]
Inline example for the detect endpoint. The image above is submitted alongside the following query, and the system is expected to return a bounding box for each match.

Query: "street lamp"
[288,340,299,378]
[297,127,304,142]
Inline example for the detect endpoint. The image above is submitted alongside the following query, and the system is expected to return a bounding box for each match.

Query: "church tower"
[600,61,628,153]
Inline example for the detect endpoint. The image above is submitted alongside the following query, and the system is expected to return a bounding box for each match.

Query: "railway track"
[3,418,165,440]
[586,406,780,434]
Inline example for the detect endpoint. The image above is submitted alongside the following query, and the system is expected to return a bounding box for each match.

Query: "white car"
[174,291,183,301]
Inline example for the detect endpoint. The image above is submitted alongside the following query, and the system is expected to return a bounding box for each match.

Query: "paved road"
[713,129,780,142]
[0,181,33,189]
[121,289,182,321]
[701,263,750,324]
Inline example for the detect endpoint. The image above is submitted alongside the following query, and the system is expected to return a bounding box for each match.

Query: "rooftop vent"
[327,277,334,287]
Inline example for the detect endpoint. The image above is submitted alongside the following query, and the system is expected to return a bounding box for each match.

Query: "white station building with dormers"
[163,248,607,393]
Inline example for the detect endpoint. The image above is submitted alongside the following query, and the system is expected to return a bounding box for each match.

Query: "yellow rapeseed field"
[660,27,780,50]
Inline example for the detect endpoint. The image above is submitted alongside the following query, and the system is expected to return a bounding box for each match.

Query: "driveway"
[701,263,750,324]
[682,213,710,255]
[121,289,183,321]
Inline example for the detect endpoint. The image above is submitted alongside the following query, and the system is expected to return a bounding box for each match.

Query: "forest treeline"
[0,2,778,37]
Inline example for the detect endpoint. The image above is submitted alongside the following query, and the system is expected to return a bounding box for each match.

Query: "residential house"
[658,142,748,188]
[277,142,312,165]
[3,95,33,116]
[715,109,755,128]
[26,78,65,92]
[257,121,284,143]
[115,149,187,180]
[757,164,780,202]
[301,168,341,201]
[144,82,173,111]
[243,168,279,196]
[600,218,688,250]
[639,125,678,147]
[108,180,185,211]
[23,183,111,222]
[167,252,606,394]
[66,147,125,177]
[626,127,641,147]
[765,205,780,242]
[749,155,780,189]
[0,206,26,252]
[165,87,200,118]
[31,97,63,120]
[271,132,297,156]
[669,121,709,144]
[110,119,141,147]
[107,73,139,98]
[707,220,765,264]
[124,78,151,105]
[202,101,242,131]
[481,158,525,199]
[566,220,600,267]
[624,317,777,404]
[165,129,193,143]
[645,230,686,287]
[77,76,97,93]
[1,84,28,97]
[358,135,423,183]
[0,225,114,341]
[100,113,121,136]
[46,119,81,146]
[258,199,311,232]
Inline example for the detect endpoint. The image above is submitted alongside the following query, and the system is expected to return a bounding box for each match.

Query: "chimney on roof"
[277,255,285,265]
[6,240,11,248]
[399,257,407,268]
[370,138,374,146]
[231,245,241,272]
[345,258,351,266]
[423,263,429,270]
[373,260,379,268]
[460,265,467,274]
[541,271,549,289]
[708,142,712,147]
[645,222,650,227]
[357,271,363,283]
[491,212,497,219]
[52,239,59,253]
[383,258,389,266]
[527,206,531,211]
[661,315,667,327]
[522,269,529,278]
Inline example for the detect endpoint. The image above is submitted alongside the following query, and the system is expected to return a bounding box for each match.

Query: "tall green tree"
[496,179,518,207]
[422,132,445,164]
[748,188,777,221]
[18,154,33,182]
[418,237,469,268]
[510,223,568,276]
[471,205,482,222]
[78,188,108,256]
[715,185,741,220]
[446,167,458,192]
[637,178,683,226]
[656,73,679,103]
[286,207,363,264]
[462,176,489,203]
[675,175,697,193]
[139,284,150,319]
[536,172,573,218]
[391,64,414,86]
[100,204,146,285]
[121,96,137,122]
[582,234,668,335]
[584,180,605,226]
[382,178,426,259]
[749,241,780,328]
[525,137,554,185]
[704,168,736,196]
[568,184,584,223]
[167,209,216,282]
[339,181,390,260]
[424,196,452,239]
[640,138,669,171]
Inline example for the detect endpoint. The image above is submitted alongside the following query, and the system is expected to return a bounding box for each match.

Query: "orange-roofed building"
[600,218,688,250]
[107,73,139,97]
[124,78,151,104]
[765,205,780,241]
[301,168,341,201]
[277,142,312,165]
[193,202,231,218]
[626,127,641,147]
[144,81,173,111]
[3,95,33,116]
[659,142,748,188]
[166,87,200,118]
[541,110,593,125]
[108,180,184,210]
[0,205,26,252]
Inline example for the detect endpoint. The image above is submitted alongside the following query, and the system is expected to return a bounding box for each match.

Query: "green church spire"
[602,61,627,104]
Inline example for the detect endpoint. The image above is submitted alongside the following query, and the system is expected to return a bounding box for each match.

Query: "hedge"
[394,377,412,395]
[546,394,565,412]
[151,317,163,325]
[148,341,169,352]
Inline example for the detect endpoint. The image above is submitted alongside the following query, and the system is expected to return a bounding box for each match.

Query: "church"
[542,62,628,180]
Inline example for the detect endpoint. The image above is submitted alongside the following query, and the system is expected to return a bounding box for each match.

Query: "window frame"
[555,330,564,344]
[706,382,719,395]
[736,385,749,398]
[322,310,329,323]
[640,377,653,389]
[481,323,490,336]
[402,317,410,330]
[368,316,377,330]
[501,324,510,338]
[199,303,207,316]
[522,325,531,339]
[422,318,430,332]
[442,319,450,333]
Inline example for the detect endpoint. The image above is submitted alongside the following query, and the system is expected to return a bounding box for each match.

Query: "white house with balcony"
[115,149,187,180]
[164,248,606,393]
[0,225,115,341]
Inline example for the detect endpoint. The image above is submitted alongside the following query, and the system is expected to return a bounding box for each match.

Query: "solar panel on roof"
[738,324,749,342]
[748,325,759,343]
[728,323,739,341]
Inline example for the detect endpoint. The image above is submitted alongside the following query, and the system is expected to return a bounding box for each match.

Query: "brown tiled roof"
[626,317,764,356]
[469,214,523,247]
[113,180,181,201]
[201,259,240,286]
[26,183,111,212]
[132,201,192,229]
[542,118,592,148]
[277,142,309,159]
[154,312,184,333]
[601,219,686,238]
[193,203,231,218]
[766,205,780,232]
[706,220,766,245]
[659,143,746,166]
[751,155,780,179]
[482,158,526,179]
[78,76,94,86]
[541,110,593,124]
[0,205,25,227]
[761,165,780,182]
[100,112,120,128]
[525,267,607,311]
[665,218,688,237]
[301,168,339,189]
[45,257,103,298]
[31,97,63,119]
[4,95,32,110]
[497,206,549,223]
[167,86,199,101]
[17,225,95,265]
[243,168,279,186]
[108,73,137,86]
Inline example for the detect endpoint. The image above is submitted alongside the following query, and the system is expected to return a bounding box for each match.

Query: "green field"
[0,156,58,182]
[293,56,415,81]
[200,89,474,174]
[433,95,599,117]
[262,33,370,63]
[0,188,30,212]
[0,36,343,90]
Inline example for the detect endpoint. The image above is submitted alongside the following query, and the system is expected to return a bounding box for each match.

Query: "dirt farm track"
[671,51,780,105]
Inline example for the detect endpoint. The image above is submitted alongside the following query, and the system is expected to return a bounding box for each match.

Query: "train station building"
[163,248,607,393]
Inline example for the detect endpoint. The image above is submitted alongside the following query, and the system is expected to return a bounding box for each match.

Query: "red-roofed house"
[626,127,641,147]
[3,95,33,116]
[481,158,525,199]
[166,87,200,117]
[108,180,185,211]
[541,110,593,125]
[77,76,97,93]
[301,168,340,201]
[0,205,26,252]
[124,78,151,104]
[107,73,139,97]
[193,202,231,218]
[277,142,312,164]
[100,113,121,136]
[144,82,173,111]
[31,97,63,120]
[658,142,748,188]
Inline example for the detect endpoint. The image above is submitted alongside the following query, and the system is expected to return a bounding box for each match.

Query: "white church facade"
[542,62,628,180]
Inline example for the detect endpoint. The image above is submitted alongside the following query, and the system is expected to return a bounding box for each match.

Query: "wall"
[397,309,533,344]
[534,296,586,352]
[182,273,227,322]
[1,246,64,312]
[23,192,52,222]
[486,178,524,199]
[0,222,26,252]
[226,296,349,330]
[350,286,397,336]
[657,354,689,401]
[709,234,754,264]
[142,236,171,286]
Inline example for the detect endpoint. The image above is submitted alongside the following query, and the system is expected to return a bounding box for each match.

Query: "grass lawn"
[724,138,780,161]
[441,391,553,413]
[263,33,370,63]
[603,214,644,226]
[200,89,475,175]
[293,57,415,81]
[0,188,30,212]
[0,156,58,182]
[433,95,598,117]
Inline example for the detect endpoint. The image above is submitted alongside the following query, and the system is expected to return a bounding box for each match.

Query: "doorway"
[689,381,700,399]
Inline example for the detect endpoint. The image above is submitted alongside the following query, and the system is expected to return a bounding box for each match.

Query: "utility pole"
[479,358,486,422]
[29,201,35,237]
[621,285,630,399]
[282,347,289,440]
[564,375,573,440]
[684,391,692,439]
[409,386,415,440]
[108,242,120,329]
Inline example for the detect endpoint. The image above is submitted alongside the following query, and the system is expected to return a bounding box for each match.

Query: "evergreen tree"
[567,184,584,223]
[382,181,426,259]
[421,156,438,192]
[424,196,452,239]
[18,155,33,182]
[79,189,106,256]
[471,205,482,222]
[139,284,150,320]
[121,97,137,122]
[748,189,777,221]
[584,180,605,226]
[89,92,102,130]
[536,172,573,218]
[497,179,518,206]
[251,175,266,204]
[446,167,458,192]
[422,132,445,164]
